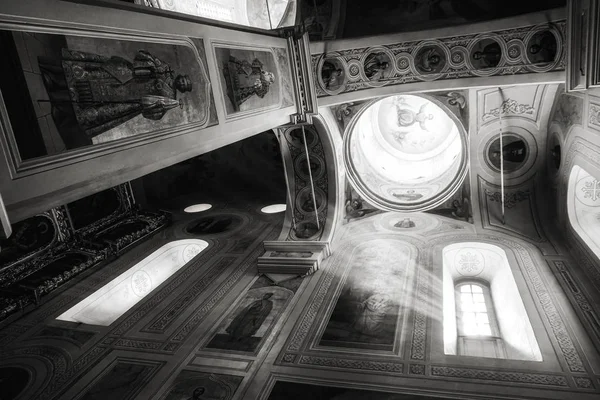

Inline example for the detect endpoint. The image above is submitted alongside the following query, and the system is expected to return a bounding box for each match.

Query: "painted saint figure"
[225,293,274,341]
[38,49,192,142]
[345,198,377,222]
[223,56,275,110]
[529,31,557,63]
[352,294,392,336]
[473,42,502,68]
[417,48,442,72]
[186,387,206,400]
[363,53,389,80]
[394,218,415,228]
[395,99,434,131]
[321,60,343,89]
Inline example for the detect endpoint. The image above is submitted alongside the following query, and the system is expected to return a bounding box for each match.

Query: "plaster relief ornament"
[482,99,535,121]
[455,249,485,276]
[577,176,600,206]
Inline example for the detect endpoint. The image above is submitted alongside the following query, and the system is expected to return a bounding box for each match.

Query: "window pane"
[461,302,475,312]
[471,285,483,293]
[479,324,492,336]
[461,293,473,304]
[476,313,489,323]
[460,285,471,293]
[473,293,485,303]
[474,302,487,312]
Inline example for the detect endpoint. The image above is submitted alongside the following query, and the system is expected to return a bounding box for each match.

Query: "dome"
[344,95,468,211]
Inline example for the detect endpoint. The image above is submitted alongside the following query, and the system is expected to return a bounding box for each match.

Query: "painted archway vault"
[344,94,468,212]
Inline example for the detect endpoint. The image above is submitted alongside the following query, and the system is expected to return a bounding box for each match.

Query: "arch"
[442,242,542,361]
[567,165,600,261]
[57,239,208,326]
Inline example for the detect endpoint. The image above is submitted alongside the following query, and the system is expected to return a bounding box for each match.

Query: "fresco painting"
[0,31,216,160]
[319,240,409,351]
[205,275,302,353]
[163,371,242,400]
[215,45,292,117]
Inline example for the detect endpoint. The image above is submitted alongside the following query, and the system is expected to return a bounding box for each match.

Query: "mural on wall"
[426,176,473,223]
[267,381,466,400]
[551,92,583,132]
[313,24,565,97]
[214,45,293,118]
[79,361,161,400]
[319,241,409,351]
[163,371,242,400]
[205,275,302,353]
[344,186,381,223]
[0,31,216,160]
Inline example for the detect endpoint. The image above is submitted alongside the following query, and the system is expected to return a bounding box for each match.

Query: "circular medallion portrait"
[285,127,318,149]
[296,187,327,215]
[293,220,320,239]
[186,215,243,235]
[363,51,393,81]
[415,45,446,74]
[294,154,325,181]
[485,134,529,173]
[526,30,558,65]
[320,58,346,92]
[471,38,502,69]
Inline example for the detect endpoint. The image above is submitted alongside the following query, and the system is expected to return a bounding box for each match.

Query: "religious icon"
[394,218,415,228]
[363,52,391,81]
[223,56,275,111]
[528,30,557,64]
[415,46,445,74]
[225,293,274,341]
[0,31,214,159]
[215,46,284,116]
[471,39,502,68]
[186,387,206,400]
[320,58,345,91]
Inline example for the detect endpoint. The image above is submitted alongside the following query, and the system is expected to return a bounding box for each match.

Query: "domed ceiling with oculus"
[344,95,468,211]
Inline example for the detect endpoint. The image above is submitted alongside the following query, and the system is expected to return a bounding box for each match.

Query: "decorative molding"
[142,257,236,333]
[483,189,531,209]
[298,355,403,373]
[409,364,426,375]
[313,22,565,97]
[431,366,568,386]
[482,99,535,121]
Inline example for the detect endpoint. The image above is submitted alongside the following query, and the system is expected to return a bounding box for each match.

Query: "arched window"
[456,281,506,358]
[567,165,600,260]
[442,243,542,361]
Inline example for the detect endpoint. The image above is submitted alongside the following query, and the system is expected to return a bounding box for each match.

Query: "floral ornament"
[508,45,521,58]
[581,179,600,202]
[482,99,535,120]
[484,189,530,209]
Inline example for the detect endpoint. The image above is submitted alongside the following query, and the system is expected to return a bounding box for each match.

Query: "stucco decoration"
[567,165,600,260]
[344,95,468,212]
[312,22,565,97]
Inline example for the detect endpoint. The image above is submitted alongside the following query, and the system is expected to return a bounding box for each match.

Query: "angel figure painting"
[0,30,215,160]
[216,46,284,117]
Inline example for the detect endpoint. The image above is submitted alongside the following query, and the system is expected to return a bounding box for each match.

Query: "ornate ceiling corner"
[477,176,552,249]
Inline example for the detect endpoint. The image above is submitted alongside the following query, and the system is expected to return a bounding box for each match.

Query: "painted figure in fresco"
[185,387,206,400]
[489,139,527,165]
[335,102,354,123]
[394,218,415,228]
[395,99,434,131]
[38,49,192,140]
[352,294,392,336]
[451,198,470,221]
[295,222,319,239]
[392,190,423,202]
[321,60,343,89]
[417,48,443,73]
[363,53,389,80]
[225,293,273,341]
[529,31,557,63]
[345,198,378,222]
[224,56,275,110]
[473,42,502,68]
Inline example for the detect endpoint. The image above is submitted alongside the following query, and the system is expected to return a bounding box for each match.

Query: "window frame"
[455,279,502,339]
